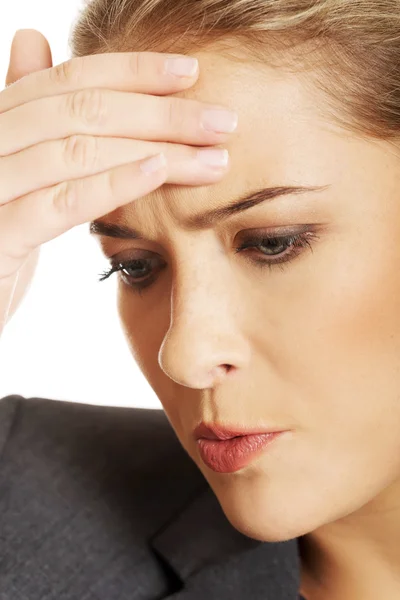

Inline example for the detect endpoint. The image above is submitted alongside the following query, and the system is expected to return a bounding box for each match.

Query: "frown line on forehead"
[89,183,330,240]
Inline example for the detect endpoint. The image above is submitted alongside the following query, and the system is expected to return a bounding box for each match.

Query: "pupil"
[260,238,286,255]
[125,261,148,277]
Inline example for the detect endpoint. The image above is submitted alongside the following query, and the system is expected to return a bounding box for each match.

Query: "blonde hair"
[69,0,400,142]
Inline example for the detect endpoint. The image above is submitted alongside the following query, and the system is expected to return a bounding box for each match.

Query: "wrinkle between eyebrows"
[90,184,330,239]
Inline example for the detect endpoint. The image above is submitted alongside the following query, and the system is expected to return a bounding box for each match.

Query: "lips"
[193,422,289,473]
[197,432,285,473]
[194,421,287,441]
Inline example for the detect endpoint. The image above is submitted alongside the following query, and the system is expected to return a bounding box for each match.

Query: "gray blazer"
[0,395,303,599]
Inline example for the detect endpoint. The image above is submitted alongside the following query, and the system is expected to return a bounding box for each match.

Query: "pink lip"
[193,422,289,473]
[194,422,287,440]
[197,432,285,473]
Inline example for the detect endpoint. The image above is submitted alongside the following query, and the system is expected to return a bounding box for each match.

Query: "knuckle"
[62,135,99,170]
[51,179,81,222]
[66,88,107,127]
[50,58,80,85]
[103,166,120,199]
[129,52,142,78]
[164,96,180,130]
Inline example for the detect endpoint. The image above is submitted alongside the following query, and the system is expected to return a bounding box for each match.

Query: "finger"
[1,49,199,114]
[0,136,229,205]
[0,88,238,157]
[5,29,53,87]
[0,153,169,276]
[0,248,41,329]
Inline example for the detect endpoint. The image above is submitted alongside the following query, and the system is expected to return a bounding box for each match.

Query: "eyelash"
[97,229,320,296]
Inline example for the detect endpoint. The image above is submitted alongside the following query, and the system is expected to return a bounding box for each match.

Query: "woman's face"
[96,46,400,542]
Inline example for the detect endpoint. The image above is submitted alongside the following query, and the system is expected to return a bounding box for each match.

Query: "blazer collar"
[150,483,302,599]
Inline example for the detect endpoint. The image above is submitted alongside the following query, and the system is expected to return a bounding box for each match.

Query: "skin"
[2,31,51,327]
[93,43,400,599]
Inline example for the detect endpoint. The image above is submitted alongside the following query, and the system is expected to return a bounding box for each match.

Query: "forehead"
[176,46,330,171]
[109,45,344,232]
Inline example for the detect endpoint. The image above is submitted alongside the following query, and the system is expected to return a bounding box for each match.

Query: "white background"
[0,1,162,408]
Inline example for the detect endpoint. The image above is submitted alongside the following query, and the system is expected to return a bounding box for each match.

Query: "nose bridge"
[174,258,230,323]
[158,253,250,388]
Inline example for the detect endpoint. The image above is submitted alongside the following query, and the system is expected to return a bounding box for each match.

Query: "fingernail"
[164,57,199,77]
[197,148,229,167]
[201,108,239,133]
[140,153,167,175]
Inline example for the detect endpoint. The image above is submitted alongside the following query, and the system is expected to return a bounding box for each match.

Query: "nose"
[157,266,250,389]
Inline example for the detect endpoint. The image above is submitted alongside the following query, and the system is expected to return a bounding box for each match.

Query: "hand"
[0,29,237,332]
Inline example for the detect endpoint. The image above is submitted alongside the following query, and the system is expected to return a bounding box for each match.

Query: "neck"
[297,481,400,600]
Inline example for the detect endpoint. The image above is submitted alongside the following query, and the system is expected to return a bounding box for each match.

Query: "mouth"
[193,422,289,473]
[193,422,288,440]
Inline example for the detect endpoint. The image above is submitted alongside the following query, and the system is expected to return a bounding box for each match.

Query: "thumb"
[5,28,53,87]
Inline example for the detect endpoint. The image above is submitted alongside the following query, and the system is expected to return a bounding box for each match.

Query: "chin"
[205,470,331,543]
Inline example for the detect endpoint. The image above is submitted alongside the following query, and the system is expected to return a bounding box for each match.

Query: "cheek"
[279,219,400,410]
[208,238,400,538]
[327,230,400,390]
[116,284,157,369]
[278,225,400,497]
[116,284,180,413]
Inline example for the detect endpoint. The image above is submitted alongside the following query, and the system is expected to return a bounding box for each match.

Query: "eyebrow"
[89,184,330,240]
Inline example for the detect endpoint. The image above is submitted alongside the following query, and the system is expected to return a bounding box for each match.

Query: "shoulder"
[0,394,19,462]
[0,394,206,523]
[0,395,209,597]
[0,394,194,466]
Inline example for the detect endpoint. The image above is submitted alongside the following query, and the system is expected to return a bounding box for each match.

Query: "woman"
[1,1,400,598]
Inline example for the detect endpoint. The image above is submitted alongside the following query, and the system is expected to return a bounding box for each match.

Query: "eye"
[234,228,320,272]
[97,227,321,294]
[97,256,166,297]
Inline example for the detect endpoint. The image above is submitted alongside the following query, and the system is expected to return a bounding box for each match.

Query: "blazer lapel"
[150,484,302,599]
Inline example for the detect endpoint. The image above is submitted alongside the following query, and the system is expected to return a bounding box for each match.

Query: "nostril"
[205,365,235,388]
[216,364,234,378]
